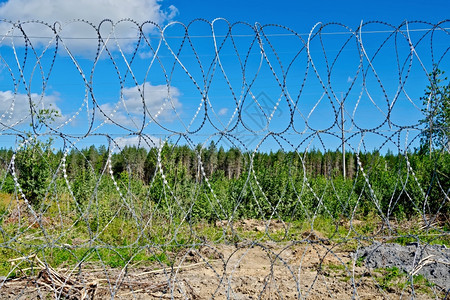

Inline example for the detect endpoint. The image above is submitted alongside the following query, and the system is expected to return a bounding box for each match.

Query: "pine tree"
[420,67,450,153]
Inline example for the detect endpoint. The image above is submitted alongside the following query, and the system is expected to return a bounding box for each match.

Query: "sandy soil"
[1,237,446,299]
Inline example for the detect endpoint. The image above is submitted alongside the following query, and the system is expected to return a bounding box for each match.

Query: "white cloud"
[99,82,181,129]
[347,76,354,83]
[0,0,178,55]
[114,135,161,150]
[166,5,179,20]
[138,51,154,60]
[218,108,228,116]
[0,90,64,130]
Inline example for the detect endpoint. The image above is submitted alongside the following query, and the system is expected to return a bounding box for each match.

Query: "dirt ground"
[1,218,448,299]
[1,237,447,299]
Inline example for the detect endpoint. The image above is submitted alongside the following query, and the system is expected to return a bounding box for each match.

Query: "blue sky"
[171,0,448,29]
[0,0,448,153]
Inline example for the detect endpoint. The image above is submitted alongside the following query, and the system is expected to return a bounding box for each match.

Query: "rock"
[357,242,450,290]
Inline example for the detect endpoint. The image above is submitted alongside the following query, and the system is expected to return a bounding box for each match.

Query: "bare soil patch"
[1,240,447,299]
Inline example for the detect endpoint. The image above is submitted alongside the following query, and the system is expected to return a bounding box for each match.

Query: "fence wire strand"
[0,19,449,299]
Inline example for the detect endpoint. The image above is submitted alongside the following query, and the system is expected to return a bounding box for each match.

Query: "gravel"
[357,242,450,290]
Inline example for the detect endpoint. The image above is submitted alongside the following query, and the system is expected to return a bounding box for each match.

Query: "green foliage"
[374,266,436,296]
[420,67,450,152]
[72,166,96,210]
[2,141,448,220]
[376,266,404,290]
[0,173,15,194]
[12,107,61,207]
[15,137,53,206]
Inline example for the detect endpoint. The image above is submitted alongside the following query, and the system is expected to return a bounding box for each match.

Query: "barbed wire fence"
[0,19,449,299]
